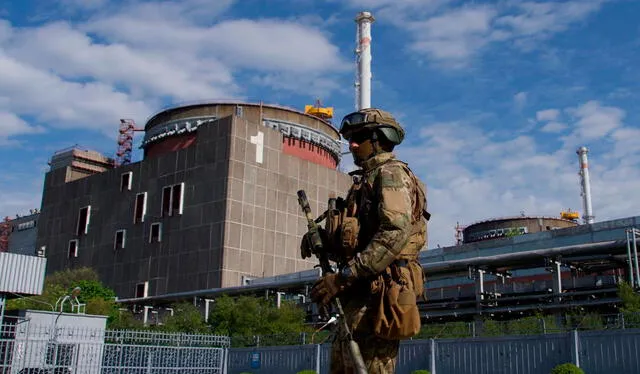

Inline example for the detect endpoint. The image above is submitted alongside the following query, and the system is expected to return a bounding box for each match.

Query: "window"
[134,192,147,224]
[114,230,126,250]
[68,240,78,258]
[150,223,162,243]
[162,186,172,216]
[161,183,184,217]
[76,206,91,235]
[135,282,149,298]
[17,220,36,231]
[120,171,133,191]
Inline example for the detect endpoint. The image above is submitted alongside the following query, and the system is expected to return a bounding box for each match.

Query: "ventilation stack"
[577,146,595,224]
[355,11,375,111]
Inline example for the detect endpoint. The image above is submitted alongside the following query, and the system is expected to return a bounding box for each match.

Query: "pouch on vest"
[371,265,421,340]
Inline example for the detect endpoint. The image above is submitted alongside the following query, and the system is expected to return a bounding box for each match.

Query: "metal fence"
[0,324,228,374]
[226,329,640,374]
[4,323,640,373]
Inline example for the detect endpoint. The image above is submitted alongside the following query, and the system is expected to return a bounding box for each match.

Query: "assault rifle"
[297,190,368,374]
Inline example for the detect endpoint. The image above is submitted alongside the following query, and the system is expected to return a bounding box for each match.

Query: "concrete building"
[5,213,40,256]
[37,102,352,299]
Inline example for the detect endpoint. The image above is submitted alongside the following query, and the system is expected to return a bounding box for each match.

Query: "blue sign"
[250,352,261,369]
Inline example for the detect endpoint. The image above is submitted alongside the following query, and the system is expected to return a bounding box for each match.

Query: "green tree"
[617,281,640,328]
[7,267,118,322]
[161,302,209,333]
[208,295,309,344]
[550,363,584,374]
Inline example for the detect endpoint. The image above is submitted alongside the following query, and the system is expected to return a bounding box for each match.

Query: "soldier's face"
[348,131,374,166]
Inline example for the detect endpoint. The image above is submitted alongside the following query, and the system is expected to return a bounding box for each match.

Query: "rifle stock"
[297,189,368,374]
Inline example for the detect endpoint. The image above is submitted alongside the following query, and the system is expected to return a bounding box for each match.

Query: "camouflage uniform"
[306,108,428,374]
[330,152,427,374]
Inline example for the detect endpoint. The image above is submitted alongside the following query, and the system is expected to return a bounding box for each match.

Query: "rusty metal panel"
[579,329,640,373]
[227,344,318,374]
[0,252,46,295]
[435,334,571,374]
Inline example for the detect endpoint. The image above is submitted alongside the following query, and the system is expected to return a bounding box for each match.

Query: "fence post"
[430,338,436,374]
[315,344,321,374]
[222,347,228,374]
[570,330,580,368]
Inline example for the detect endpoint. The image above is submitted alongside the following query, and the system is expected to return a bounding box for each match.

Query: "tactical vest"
[326,159,429,340]
[325,159,429,265]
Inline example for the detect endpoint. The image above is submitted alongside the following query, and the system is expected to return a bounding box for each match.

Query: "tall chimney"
[355,11,375,111]
[577,146,595,224]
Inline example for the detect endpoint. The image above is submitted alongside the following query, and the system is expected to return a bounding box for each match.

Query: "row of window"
[75,182,184,236]
[68,222,163,258]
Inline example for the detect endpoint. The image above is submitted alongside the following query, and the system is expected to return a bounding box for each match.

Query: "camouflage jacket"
[348,152,428,277]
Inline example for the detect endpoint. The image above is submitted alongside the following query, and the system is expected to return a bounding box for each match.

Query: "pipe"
[634,229,640,288]
[627,230,635,287]
[0,295,5,325]
[577,146,595,224]
[423,240,625,277]
[355,11,375,110]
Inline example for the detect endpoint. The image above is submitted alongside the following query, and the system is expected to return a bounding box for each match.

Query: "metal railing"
[0,324,228,374]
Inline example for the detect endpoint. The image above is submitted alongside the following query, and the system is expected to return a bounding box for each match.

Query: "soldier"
[308,108,429,374]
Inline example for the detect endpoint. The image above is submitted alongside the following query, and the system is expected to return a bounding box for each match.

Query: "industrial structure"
[355,11,374,110]
[37,102,352,299]
[6,9,639,330]
[461,215,578,244]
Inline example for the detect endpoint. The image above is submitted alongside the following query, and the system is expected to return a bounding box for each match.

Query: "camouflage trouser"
[330,332,399,374]
[329,302,400,374]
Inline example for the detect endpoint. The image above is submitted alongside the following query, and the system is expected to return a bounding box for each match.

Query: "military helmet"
[339,108,405,145]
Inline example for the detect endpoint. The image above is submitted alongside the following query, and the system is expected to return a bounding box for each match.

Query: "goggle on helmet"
[339,108,405,145]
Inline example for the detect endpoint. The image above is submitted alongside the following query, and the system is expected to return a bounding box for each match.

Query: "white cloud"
[0,0,349,139]
[361,0,608,66]
[407,6,496,65]
[541,121,568,133]
[0,52,153,136]
[0,112,44,145]
[563,100,625,145]
[536,108,560,121]
[497,1,606,38]
[514,91,527,109]
[398,98,638,248]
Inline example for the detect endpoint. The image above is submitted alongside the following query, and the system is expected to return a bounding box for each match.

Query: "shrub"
[411,370,431,374]
[296,371,317,374]
[550,363,584,374]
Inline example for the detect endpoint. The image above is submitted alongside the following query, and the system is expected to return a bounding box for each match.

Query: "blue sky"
[0,0,639,247]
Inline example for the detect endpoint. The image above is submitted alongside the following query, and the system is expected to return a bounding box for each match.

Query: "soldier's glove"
[311,273,346,306]
[300,232,313,259]
[311,263,358,306]
[300,226,325,259]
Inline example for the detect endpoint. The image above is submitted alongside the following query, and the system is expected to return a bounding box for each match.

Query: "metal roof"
[0,252,47,296]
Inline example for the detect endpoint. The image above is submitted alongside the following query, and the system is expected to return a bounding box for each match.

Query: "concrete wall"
[38,106,352,299]
[220,114,350,287]
[8,213,39,256]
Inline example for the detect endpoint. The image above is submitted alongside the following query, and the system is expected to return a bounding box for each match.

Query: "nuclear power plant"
[2,10,640,328]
